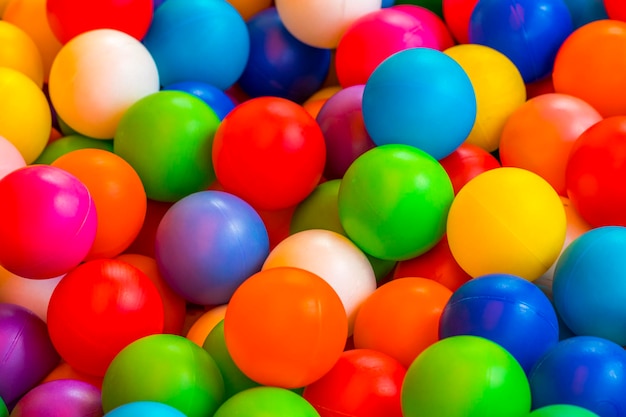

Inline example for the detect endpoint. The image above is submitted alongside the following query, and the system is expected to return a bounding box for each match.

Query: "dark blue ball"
[163,81,236,120]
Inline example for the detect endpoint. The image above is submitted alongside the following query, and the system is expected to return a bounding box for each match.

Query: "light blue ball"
[553,226,626,346]
[105,402,187,417]
[362,47,476,160]
[143,0,250,89]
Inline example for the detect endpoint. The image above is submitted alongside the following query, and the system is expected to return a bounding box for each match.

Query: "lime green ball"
[202,320,260,399]
[402,335,531,417]
[114,91,220,202]
[529,405,600,417]
[34,134,114,164]
[338,144,454,261]
[213,387,319,417]
[102,334,225,417]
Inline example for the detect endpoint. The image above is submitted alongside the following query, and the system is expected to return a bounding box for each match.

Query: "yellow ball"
[0,20,44,87]
[445,44,526,153]
[48,29,160,139]
[447,167,566,281]
[0,67,51,163]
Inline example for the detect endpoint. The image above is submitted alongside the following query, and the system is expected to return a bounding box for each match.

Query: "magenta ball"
[0,303,60,408]
[316,85,376,180]
[11,380,102,417]
[0,165,97,279]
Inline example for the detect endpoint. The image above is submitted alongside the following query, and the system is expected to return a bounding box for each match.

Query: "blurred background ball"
[155,190,269,306]
[48,29,159,139]
[362,47,476,160]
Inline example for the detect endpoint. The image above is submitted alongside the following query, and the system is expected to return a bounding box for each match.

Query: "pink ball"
[0,136,26,181]
[0,165,97,279]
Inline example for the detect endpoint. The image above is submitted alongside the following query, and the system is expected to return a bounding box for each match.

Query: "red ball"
[212,96,326,210]
[46,0,153,44]
[605,0,626,21]
[566,116,626,227]
[303,349,406,417]
[442,0,479,44]
[439,143,501,195]
[47,258,165,376]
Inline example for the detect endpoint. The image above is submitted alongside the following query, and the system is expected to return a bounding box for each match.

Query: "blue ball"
[143,0,250,89]
[155,190,270,305]
[163,81,236,120]
[237,7,331,104]
[553,226,626,346]
[469,0,573,83]
[439,273,559,374]
[362,47,476,160]
[562,0,608,29]
[105,401,187,416]
[529,336,626,415]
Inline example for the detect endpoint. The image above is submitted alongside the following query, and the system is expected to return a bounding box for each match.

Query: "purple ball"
[10,379,102,417]
[0,303,60,408]
[316,85,376,179]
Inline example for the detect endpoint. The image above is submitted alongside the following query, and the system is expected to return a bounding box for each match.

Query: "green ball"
[34,134,114,164]
[402,335,531,417]
[290,179,396,282]
[394,0,444,18]
[114,91,220,202]
[338,144,454,261]
[202,320,260,399]
[102,334,225,417]
[529,405,600,417]
[0,396,7,417]
[213,387,320,417]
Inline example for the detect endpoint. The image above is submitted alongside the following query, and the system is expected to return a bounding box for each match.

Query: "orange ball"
[352,277,452,368]
[186,305,228,347]
[553,19,626,117]
[499,93,602,196]
[52,148,147,259]
[224,267,348,388]
[42,362,103,389]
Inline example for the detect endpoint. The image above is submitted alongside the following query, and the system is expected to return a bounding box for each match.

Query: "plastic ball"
[440,273,559,374]
[43,362,103,389]
[34,134,114,165]
[393,5,455,49]
[142,0,249,89]
[0,21,43,87]
[302,85,342,118]
[303,349,406,417]
[0,266,62,322]
[566,116,626,227]
[104,402,186,417]
[51,149,147,260]
[224,267,348,388]
[214,387,319,417]
[186,305,227,347]
[562,0,608,28]
[469,0,573,84]
[0,398,6,417]
[444,44,526,152]
[162,81,236,120]
[335,7,441,88]
[352,277,451,368]
[0,165,97,279]
[500,93,603,197]
[446,167,567,280]
[362,47,476,160]
[553,226,626,346]
[116,254,186,335]
[443,0,479,44]
[212,96,326,211]
[155,190,269,306]
[604,0,626,21]
[401,335,531,417]
[274,0,382,49]
[10,380,102,417]
[48,29,160,139]
[102,334,225,417]
[392,235,472,292]
[237,7,331,103]
[46,0,153,44]
[529,336,626,415]
[2,0,63,82]
[262,229,377,333]
[114,90,220,202]
[47,259,164,376]
[0,136,26,181]
[439,143,501,194]
[529,404,601,417]
[124,199,172,258]
[395,0,444,17]
[553,20,626,117]
[226,0,273,21]
[0,67,51,164]
[0,303,60,408]
[338,144,454,261]
[203,320,260,399]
